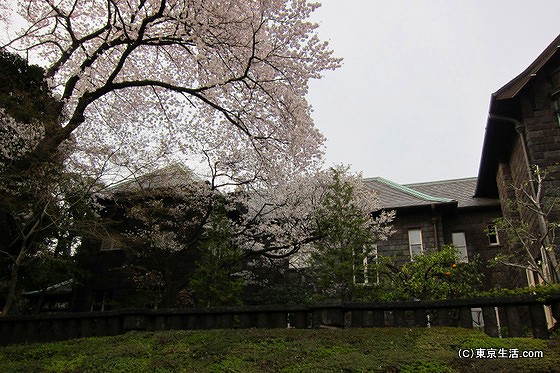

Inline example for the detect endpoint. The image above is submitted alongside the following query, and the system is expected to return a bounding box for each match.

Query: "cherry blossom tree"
[2,0,340,183]
[232,166,394,304]
[0,0,340,314]
[237,166,394,260]
[97,164,393,308]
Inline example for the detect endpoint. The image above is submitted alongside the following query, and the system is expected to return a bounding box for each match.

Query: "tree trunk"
[1,259,21,316]
[1,241,31,317]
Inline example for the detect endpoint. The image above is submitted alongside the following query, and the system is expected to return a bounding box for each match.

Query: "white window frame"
[353,245,378,285]
[526,268,538,287]
[452,232,469,263]
[487,224,500,246]
[408,229,423,259]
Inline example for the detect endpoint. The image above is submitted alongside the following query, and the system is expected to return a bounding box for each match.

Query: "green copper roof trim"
[371,177,455,203]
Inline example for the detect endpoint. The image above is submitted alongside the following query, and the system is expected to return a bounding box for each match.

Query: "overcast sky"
[307,1,560,184]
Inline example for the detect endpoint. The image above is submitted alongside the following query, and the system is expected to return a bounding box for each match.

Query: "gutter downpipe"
[488,114,559,283]
[430,207,439,249]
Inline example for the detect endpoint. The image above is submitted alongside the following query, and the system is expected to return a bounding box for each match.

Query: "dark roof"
[476,34,560,197]
[365,177,499,210]
[405,177,499,208]
[493,33,560,100]
[364,177,453,209]
[109,163,200,194]
[23,280,74,297]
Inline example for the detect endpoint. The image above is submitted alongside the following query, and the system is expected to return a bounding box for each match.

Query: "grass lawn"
[0,327,559,372]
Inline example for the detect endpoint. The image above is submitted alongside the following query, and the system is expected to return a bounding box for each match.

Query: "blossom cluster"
[6,0,341,190]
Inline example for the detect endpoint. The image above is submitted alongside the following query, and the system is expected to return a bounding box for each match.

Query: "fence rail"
[1,294,559,345]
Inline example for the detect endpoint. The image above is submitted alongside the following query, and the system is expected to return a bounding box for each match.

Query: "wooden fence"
[1,294,559,345]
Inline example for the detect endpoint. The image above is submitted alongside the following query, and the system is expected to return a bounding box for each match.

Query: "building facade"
[365,177,506,290]
[475,33,560,287]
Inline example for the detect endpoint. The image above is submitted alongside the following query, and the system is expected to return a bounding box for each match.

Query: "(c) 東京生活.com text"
[458,348,544,359]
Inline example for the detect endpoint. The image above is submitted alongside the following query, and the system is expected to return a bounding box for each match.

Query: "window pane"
[410,244,423,257]
[408,229,423,258]
[487,225,499,245]
[452,232,468,263]
[408,229,422,244]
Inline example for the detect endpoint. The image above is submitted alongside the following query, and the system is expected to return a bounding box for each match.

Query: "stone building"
[475,33,560,287]
[73,164,209,311]
[365,34,560,291]
[365,177,505,289]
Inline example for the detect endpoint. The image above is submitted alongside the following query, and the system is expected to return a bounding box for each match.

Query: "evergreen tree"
[189,204,245,307]
[309,167,385,302]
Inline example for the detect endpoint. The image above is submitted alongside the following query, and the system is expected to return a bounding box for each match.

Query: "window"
[553,96,560,126]
[408,229,423,258]
[486,224,500,246]
[471,308,484,329]
[452,232,469,263]
[526,268,539,287]
[354,245,379,285]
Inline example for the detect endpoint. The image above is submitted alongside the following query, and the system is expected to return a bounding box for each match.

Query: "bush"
[377,245,484,300]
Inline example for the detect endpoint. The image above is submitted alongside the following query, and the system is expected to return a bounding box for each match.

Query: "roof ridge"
[370,177,454,203]
[493,33,560,100]
[404,176,477,187]
[109,162,196,192]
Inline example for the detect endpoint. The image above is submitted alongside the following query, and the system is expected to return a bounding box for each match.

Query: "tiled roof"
[110,163,199,194]
[365,177,499,210]
[364,177,453,209]
[405,177,499,208]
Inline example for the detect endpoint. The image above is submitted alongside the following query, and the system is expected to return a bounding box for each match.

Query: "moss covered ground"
[1,327,559,372]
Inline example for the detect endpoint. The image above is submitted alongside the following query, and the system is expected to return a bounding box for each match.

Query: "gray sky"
[308,1,560,184]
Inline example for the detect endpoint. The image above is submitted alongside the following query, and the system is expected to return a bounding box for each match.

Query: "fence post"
[504,305,523,337]
[414,309,427,327]
[271,312,288,328]
[123,313,148,332]
[0,321,13,345]
[437,308,451,326]
[289,311,308,329]
[351,309,365,327]
[529,304,549,339]
[459,307,473,329]
[482,306,499,338]
[393,309,406,327]
[238,312,252,329]
[256,312,268,328]
[372,310,385,327]
[312,305,344,328]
